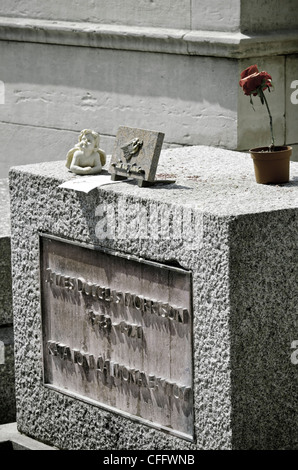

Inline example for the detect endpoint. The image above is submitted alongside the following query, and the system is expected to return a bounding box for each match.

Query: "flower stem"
[260,89,275,149]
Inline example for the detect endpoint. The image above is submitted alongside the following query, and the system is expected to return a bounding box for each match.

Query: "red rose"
[239,68,272,96]
[239,64,275,148]
[240,65,259,80]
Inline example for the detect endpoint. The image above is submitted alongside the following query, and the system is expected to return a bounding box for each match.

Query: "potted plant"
[239,64,292,184]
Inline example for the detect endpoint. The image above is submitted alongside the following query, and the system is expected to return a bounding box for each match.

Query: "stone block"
[0,0,192,29]
[1,0,297,33]
[0,423,56,450]
[0,179,12,325]
[9,146,298,450]
[240,0,298,33]
[191,0,241,32]
[0,326,16,424]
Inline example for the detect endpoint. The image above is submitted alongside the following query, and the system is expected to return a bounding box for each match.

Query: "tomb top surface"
[10,145,298,217]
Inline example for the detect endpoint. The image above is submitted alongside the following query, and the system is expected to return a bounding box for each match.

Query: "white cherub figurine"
[66,129,106,175]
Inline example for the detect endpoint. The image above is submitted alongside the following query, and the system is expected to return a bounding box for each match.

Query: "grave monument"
[8,136,298,449]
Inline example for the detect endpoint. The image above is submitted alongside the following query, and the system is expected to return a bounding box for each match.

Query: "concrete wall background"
[1,0,297,32]
[0,0,193,29]
[0,40,238,177]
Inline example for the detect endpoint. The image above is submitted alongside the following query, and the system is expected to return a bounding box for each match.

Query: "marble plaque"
[109,126,164,184]
[40,235,194,440]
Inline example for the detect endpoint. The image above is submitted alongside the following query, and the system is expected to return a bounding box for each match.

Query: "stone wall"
[0,1,297,177]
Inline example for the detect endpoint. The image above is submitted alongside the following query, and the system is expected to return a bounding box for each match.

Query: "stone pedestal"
[9,146,298,450]
[0,179,16,424]
[0,1,297,178]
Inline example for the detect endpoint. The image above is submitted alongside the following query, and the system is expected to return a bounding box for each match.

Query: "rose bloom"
[239,65,272,96]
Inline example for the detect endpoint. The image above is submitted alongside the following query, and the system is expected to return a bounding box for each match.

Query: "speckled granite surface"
[8,146,298,449]
[0,178,15,424]
[0,178,12,325]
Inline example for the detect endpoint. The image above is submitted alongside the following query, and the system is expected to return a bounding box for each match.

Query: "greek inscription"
[41,236,193,440]
[88,310,143,339]
[47,340,191,402]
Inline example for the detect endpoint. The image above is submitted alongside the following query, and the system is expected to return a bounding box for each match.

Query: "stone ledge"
[0,423,57,450]
[9,146,298,217]
[0,16,297,58]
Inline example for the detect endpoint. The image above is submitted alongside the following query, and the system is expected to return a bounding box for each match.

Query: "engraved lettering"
[47,340,58,356]
[96,286,105,300]
[73,349,84,366]
[134,295,144,310]
[122,366,129,382]
[77,278,84,292]
[87,354,96,370]
[143,298,153,314]
[46,268,189,324]
[83,281,92,296]
[124,292,132,307]
[45,268,52,283]
[91,284,97,298]
[130,324,143,339]
[104,288,112,302]
[168,306,175,320]
[152,302,160,315]
[45,344,193,401]
[57,343,71,361]
[173,383,180,399]
[181,308,189,324]
[112,290,124,304]
[148,375,156,388]
[98,314,112,332]
[160,303,169,318]
[97,355,104,372]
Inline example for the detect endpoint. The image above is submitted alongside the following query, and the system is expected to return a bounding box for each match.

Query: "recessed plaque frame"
[39,234,194,441]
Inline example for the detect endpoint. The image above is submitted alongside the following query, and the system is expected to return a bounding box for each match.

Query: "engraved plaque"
[40,235,193,440]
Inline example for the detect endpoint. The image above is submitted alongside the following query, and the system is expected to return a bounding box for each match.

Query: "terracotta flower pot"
[250,146,292,184]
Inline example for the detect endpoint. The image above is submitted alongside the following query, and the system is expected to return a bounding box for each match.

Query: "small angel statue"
[66,129,106,175]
